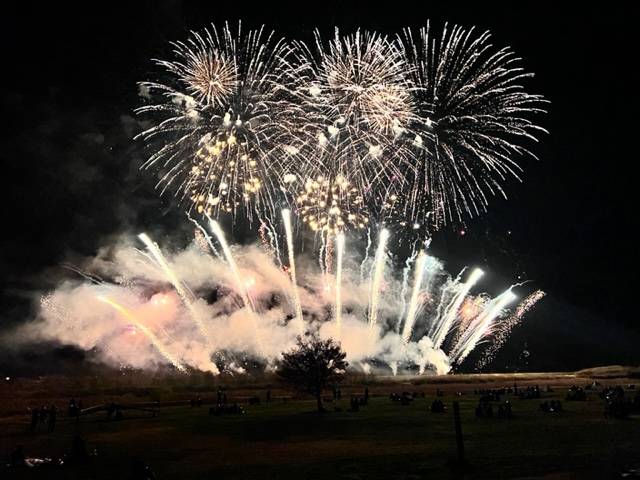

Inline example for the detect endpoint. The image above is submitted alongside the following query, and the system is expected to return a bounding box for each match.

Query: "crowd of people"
[208,403,245,415]
[204,387,244,415]
[344,387,369,411]
[9,380,640,477]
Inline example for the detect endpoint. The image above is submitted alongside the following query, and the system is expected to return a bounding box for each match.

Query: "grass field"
[1,368,639,479]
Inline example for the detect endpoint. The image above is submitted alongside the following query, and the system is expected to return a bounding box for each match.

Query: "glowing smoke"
[15,224,543,377]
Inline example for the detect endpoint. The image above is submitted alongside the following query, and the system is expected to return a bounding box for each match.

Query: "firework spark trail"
[266,219,284,268]
[431,268,484,349]
[318,232,327,279]
[209,219,266,355]
[138,233,211,345]
[188,214,222,259]
[401,250,427,343]
[450,289,518,364]
[40,226,544,375]
[208,220,255,312]
[431,268,465,334]
[476,290,546,369]
[258,219,282,268]
[368,229,389,329]
[61,264,108,286]
[334,233,345,337]
[258,221,270,249]
[452,296,487,346]
[282,209,304,331]
[325,233,334,275]
[360,227,372,283]
[398,248,419,330]
[97,296,186,372]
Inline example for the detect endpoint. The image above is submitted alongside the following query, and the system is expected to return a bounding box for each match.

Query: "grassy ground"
[1,371,639,479]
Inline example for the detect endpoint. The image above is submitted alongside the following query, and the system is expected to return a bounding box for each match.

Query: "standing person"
[30,407,39,433]
[11,445,26,467]
[48,405,57,432]
[39,405,48,429]
[70,435,88,463]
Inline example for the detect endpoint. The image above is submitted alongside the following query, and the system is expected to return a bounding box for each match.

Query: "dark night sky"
[0,2,637,371]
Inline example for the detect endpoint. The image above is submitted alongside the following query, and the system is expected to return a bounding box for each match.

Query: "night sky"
[1,2,636,372]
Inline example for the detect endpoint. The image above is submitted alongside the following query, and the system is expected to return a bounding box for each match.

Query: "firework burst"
[398,22,548,229]
[136,22,305,223]
[288,29,418,231]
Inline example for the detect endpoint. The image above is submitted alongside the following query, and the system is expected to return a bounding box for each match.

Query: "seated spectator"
[11,445,26,467]
[68,435,89,464]
[430,399,446,413]
[567,386,587,401]
[400,392,413,405]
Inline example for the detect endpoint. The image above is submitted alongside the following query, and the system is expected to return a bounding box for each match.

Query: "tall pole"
[452,401,465,463]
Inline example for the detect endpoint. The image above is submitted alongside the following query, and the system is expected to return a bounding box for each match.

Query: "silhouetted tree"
[277,336,348,412]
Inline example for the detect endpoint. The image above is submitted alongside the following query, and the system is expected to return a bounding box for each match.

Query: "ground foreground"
[1,367,639,479]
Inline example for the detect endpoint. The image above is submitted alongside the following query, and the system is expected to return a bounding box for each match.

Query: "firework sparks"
[138,233,211,346]
[138,21,547,236]
[34,21,548,377]
[40,223,543,376]
[450,289,517,364]
[477,290,546,369]
[98,296,186,372]
[297,175,369,234]
[334,232,345,336]
[289,29,418,228]
[136,22,306,223]
[368,228,390,329]
[282,209,304,331]
[208,219,255,312]
[398,23,547,229]
[401,250,427,343]
[431,268,484,349]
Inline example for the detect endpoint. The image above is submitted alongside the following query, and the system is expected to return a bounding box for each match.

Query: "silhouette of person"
[11,445,26,467]
[30,408,39,432]
[48,405,57,432]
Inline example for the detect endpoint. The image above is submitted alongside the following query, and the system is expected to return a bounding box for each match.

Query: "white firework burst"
[398,22,548,229]
[136,22,306,223]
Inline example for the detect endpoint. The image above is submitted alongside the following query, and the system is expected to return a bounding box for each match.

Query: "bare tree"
[277,336,348,412]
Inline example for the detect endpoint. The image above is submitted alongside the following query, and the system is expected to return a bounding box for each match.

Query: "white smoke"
[11,232,520,376]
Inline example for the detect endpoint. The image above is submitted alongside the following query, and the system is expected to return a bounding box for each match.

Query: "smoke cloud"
[9,230,533,376]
